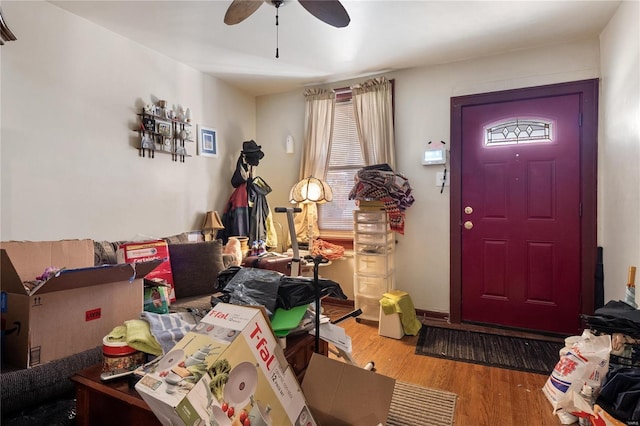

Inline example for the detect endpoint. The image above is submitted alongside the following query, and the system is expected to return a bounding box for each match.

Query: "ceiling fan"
[224,0,350,28]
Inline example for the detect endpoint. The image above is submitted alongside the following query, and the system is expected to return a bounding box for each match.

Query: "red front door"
[459,93,583,334]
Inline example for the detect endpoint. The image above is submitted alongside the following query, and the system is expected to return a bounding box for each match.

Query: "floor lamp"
[287,176,333,353]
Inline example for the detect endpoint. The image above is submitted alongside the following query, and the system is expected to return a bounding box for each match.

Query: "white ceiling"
[50,0,621,97]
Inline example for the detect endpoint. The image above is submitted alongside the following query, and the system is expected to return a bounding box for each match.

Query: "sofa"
[1,234,237,423]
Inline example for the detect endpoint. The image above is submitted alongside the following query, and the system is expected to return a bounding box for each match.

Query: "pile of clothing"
[348,164,414,234]
[582,300,640,423]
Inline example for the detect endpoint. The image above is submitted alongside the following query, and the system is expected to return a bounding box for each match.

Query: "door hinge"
[579,113,583,127]
[579,203,583,217]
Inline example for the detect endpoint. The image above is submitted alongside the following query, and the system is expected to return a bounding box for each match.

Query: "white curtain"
[294,89,336,243]
[352,77,396,169]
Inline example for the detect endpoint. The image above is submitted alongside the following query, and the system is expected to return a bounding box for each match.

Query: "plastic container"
[102,336,145,380]
[355,221,389,233]
[559,335,582,357]
[355,273,395,296]
[378,308,404,339]
[578,384,596,426]
[355,294,382,321]
[355,230,393,246]
[355,253,394,275]
[354,210,386,222]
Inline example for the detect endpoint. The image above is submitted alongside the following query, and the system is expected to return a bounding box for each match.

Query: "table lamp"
[288,176,332,252]
[202,211,224,241]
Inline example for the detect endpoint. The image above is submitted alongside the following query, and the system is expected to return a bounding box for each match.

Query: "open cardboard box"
[136,302,314,425]
[0,239,160,367]
[136,302,396,426]
[302,353,396,426]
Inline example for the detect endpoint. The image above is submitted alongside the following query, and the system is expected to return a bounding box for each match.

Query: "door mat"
[387,381,457,426]
[415,325,564,375]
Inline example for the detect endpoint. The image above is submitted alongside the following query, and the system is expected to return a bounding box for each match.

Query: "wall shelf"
[135,108,193,162]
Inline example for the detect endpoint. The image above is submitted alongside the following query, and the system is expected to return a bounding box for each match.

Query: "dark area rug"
[415,325,564,375]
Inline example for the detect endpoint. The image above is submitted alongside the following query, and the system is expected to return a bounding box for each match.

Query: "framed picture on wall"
[157,121,171,137]
[198,125,218,157]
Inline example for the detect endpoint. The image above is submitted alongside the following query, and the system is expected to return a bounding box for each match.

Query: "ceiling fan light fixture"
[224,0,350,28]
[223,0,350,58]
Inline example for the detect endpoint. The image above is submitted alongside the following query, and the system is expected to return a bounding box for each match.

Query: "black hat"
[242,140,264,166]
[242,140,263,154]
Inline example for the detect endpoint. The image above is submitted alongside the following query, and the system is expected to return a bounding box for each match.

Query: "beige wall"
[256,39,605,313]
[599,0,640,304]
[1,1,256,242]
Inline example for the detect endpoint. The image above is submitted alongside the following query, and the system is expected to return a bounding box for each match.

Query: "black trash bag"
[222,267,281,317]
[583,300,640,339]
[217,266,241,291]
[596,365,640,422]
[277,276,347,310]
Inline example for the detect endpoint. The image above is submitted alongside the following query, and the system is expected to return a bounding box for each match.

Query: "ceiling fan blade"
[224,0,265,25]
[298,0,350,28]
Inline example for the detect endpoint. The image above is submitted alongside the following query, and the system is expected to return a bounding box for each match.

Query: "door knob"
[464,206,473,214]
[464,221,473,230]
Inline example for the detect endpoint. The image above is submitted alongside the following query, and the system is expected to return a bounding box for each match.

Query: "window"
[485,118,552,146]
[318,91,365,234]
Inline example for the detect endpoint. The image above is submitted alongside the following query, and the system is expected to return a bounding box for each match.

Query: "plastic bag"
[543,329,612,413]
[222,267,281,317]
[596,365,640,422]
[217,266,241,291]
[276,276,347,310]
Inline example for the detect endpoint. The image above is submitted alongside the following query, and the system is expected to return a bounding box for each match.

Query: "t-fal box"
[0,240,161,368]
[135,303,316,426]
[117,240,176,303]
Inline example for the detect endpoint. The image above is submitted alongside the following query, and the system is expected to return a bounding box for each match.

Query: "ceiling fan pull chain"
[275,3,280,58]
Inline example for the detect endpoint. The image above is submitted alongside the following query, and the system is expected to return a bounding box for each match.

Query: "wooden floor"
[322,303,562,426]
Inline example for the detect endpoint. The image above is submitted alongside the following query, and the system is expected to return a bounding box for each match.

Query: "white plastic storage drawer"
[355,241,394,255]
[354,210,386,223]
[355,221,389,233]
[355,273,395,296]
[355,254,394,276]
[355,294,382,321]
[355,231,393,246]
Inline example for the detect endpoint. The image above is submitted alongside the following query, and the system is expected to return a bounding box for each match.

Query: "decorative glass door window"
[484,118,552,146]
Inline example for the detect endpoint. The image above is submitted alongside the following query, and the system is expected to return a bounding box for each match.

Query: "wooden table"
[71,333,327,425]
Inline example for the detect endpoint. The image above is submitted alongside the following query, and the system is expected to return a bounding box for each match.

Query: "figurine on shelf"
[185,107,192,123]
[140,135,154,149]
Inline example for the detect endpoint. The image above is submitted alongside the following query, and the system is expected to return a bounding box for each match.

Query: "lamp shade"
[202,211,224,230]
[289,176,333,204]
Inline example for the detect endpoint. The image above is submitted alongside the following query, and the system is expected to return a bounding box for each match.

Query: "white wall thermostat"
[422,147,448,165]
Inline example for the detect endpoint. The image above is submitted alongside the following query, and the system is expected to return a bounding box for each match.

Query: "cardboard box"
[302,353,396,426]
[136,303,396,426]
[0,240,160,368]
[136,303,315,426]
[117,240,176,302]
